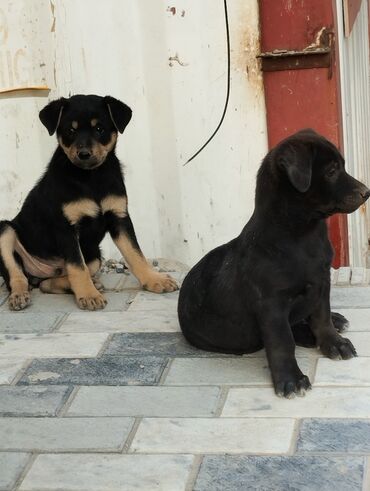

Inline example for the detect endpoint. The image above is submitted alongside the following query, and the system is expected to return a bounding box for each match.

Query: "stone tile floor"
[0,272,370,490]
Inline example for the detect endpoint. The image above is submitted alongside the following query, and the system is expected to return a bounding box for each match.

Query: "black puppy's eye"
[326,162,339,178]
[67,128,76,136]
[95,125,104,134]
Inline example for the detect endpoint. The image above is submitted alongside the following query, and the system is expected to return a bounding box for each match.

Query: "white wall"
[336,0,370,267]
[0,0,267,267]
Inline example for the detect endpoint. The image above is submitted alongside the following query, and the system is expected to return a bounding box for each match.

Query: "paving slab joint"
[289,419,303,455]
[123,417,143,453]
[214,386,229,417]
[51,313,69,332]
[10,359,33,386]
[185,454,203,491]
[57,386,80,416]
[158,358,174,385]
[96,333,115,358]
[13,453,37,491]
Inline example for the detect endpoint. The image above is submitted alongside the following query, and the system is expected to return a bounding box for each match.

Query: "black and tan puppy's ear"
[278,142,313,193]
[39,98,67,135]
[104,96,132,134]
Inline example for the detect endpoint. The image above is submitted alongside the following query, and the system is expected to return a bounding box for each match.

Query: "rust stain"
[234,4,264,95]
[50,0,56,32]
[167,6,176,15]
[168,53,189,67]
[360,203,367,215]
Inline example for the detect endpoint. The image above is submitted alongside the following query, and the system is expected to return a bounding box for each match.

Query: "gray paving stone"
[19,453,193,491]
[103,332,217,357]
[67,386,220,417]
[0,452,30,491]
[346,331,370,356]
[335,308,370,331]
[0,280,8,306]
[315,358,370,386]
[0,290,134,313]
[59,311,180,333]
[97,273,123,291]
[0,292,8,307]
[0,332,108,358]
[0,312,62,333]
[128,291,179,312]
[194,455,365,491]
[18,356,167,386]
[0,358,28,385]
[0,386,70,416]
[0,417,134,452]
[164,357,313,385]
[297,419,370,453]
[331,286,370,308]
[131,417,295,454]
[222,387,370,418]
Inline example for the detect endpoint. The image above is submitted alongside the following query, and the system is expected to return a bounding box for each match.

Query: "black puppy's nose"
[78,150,91,160]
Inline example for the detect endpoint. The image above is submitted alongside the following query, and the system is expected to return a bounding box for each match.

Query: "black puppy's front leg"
[310,282,356,360]
[258,304,311,398]
[105,202,178,293]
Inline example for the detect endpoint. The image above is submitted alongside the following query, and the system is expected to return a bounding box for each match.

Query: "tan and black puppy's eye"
[67,127,76,137]
[95,124,104,134]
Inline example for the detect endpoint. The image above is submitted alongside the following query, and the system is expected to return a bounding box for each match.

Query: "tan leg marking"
[0,227,30,310]
[87,258,103,290]
[114,234,178,293]
[101,195,128,218]
[39,259,103,294]
[62,199,100,225]
[66,263,106,310]
[39,276,71,294]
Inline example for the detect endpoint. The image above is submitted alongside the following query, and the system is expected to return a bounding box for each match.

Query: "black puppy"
[0,94,177,311]
[178,129,370,398]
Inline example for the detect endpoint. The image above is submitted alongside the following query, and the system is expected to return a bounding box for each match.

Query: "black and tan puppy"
[178,129,370,398]
[0,94,177,311]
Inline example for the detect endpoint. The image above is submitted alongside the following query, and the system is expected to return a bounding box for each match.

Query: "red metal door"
[258,0,348,267]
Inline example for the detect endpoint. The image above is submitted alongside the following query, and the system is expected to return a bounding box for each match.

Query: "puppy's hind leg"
[0,222,30,310]
[292,312,350,348]
[39,258,102,294]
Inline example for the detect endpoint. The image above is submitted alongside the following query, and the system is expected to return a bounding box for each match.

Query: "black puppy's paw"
[274,373,312,399]
[320,335,357,360]
[331,312,349,333]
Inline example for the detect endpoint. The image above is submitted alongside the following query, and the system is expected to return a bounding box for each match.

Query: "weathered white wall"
[336,0,370,267]
[0,0,267,267]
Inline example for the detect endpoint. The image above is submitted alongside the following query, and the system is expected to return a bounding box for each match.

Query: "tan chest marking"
[101,195,128,218]
[62,199,100,225]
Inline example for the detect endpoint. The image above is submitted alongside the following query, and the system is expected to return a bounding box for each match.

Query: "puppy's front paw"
[8,291,31,311]
[76,292,107,310]
[331,312,349,333]
[320,335,357,360]
[274,373,312,399]
[143,272,178,293]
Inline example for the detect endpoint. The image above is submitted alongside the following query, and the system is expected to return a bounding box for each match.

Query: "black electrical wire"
[184,0,230,166]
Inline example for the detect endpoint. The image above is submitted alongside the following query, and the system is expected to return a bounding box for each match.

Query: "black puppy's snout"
[78,150,92,160]
[362,189,370,201]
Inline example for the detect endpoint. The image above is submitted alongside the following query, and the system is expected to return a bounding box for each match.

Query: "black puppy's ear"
[278,142,313,193]
[39,98,67,135]
[104,96,132,133]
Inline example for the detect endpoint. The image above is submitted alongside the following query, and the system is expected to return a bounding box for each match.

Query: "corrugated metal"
[0,0,267,267]
[337,0,370,266]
